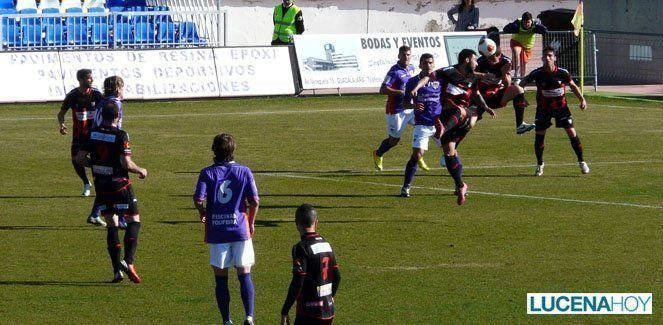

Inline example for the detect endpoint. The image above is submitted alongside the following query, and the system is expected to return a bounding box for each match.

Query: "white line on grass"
[0,107,379,122]
[364,263,504,271]
[380,160,663,172]
[259,173,663,210]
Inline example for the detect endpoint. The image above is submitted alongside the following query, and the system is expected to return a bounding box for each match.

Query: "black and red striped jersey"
[83,126,132,193]
[477,53,512,97]
[291,232,340,320]
[60,87,103,140]
[524,65,572,110]
[434,66,480,109]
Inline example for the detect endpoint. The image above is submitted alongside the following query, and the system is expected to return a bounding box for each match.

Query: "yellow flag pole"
[579,25,584,94]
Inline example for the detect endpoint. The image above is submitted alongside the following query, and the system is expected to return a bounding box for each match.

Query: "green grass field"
[0,93,661,324]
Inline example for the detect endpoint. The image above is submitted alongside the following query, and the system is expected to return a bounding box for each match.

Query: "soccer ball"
[478,37,497,57]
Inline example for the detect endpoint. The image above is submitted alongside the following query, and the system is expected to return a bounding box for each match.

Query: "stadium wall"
[218,0,578,46]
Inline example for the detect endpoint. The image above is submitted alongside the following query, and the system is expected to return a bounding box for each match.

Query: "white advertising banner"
[0,52,65,102]
[293,32,485,89]
[59,49,219,99]
[214,47,295,97]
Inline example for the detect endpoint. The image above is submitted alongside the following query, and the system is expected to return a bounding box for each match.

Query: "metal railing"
[498,31,598,89]
[0,10,226,51]
[590,30,662,85]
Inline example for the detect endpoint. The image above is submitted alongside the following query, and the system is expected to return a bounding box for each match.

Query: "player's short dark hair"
[76,69,92,81]
[103,76,124,97]
[101,101,119,122]
[212,133,235,163]
[522,12,533,21]
[419,53,434,64]
[542,46,556,56]
[295,204,317,227]
[458,49,478,63]
[399,45,411,54]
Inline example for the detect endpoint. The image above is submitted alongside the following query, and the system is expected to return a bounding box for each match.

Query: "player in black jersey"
[57,69,103,201]
[281,204,341,325]
[75,101,148,284]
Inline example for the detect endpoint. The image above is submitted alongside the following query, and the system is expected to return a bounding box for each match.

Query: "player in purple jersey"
[399,53,443,197]
[372,46,429,172]
[194,133,260,325]
[519,47,589,176]
[57,69,103,201]
[281,204,340,325]
[75,102,148,284]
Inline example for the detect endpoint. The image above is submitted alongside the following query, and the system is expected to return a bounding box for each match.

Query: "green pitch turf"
[0,93,660,323]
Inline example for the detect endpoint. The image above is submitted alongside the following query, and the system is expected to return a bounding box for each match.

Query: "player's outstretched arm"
[121,156,148,179]
[568,80,587,110]
[281,275,304,323]
[473,93,497,118]
[379,83,404,97]
[193,199,206,222]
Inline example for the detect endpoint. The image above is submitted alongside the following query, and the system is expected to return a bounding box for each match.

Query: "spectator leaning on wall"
[447,0,479,31]
[503,11,548,79]
[272,0,305,45]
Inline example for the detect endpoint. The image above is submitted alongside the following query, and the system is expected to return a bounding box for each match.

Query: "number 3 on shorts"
[216,180,233,204]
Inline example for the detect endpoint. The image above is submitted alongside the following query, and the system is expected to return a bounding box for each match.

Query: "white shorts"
[209,239,255,269]
[386,109,414,138]
[412,125,441,151]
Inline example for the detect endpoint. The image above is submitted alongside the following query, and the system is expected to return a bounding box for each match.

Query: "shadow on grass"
[0,225,100,231]
[0,195,85,199]
[0,280,115,287]
[171,193,442,199]
[160,218,431,227]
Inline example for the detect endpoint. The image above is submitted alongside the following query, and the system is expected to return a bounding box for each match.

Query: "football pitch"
[0,93,661,323]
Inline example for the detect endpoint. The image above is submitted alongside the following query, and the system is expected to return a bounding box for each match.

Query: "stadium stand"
[61,0,83,12]
[15,0,37,12]
[0,0,14,9]
[82,0,104,10]
[39,0,61,11]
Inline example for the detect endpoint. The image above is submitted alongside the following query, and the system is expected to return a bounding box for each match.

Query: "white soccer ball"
[478,37,497,57]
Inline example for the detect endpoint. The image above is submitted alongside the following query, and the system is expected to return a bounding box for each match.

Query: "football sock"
[376,138,392,156]
[444,155,464,188]
[215,275,231,323]
[123,222,141,264]
[403,157,419,188]
[535,134,545,165]
[513,93,528,126]
[238,273,255,317]
[72,160,89,184]
[106,227,121,272]
[89,204,102,218]
[569,136,584,162]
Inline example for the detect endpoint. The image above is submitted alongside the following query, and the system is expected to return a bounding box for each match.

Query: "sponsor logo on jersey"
[91,132,117,143]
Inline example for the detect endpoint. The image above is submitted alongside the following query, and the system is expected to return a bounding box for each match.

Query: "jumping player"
[75,101,147,284]
[476,38,535,134]
[399,53,442,198]
[372,45,429,172]
[412,49,496,204]
[194,133,259,325]
[57,69,103,201]
[281,204,340,325]
[519,46,589,176]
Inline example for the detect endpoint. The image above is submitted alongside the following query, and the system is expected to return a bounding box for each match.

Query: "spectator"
[503,11,548,79]
[447,0,479,31]
[271,0,305,45]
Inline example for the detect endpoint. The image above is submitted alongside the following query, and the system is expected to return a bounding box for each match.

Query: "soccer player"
[372,45,429,172]
[476,39,535,134]
[88,76,128,228]
[57,69,103,200]
[75,101,147,284]
[399,53,442,198]
[519,47,589,176]
[194,133,259,325]
[412,49,496,204]
[281,204,340,325]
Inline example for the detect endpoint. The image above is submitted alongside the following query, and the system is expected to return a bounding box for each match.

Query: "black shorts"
[70,139,85,157]
[535,106,574,130]
[94,184,140,217]
[441,120,471,144]
[483,88,507,110]
[294,315,333,325]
